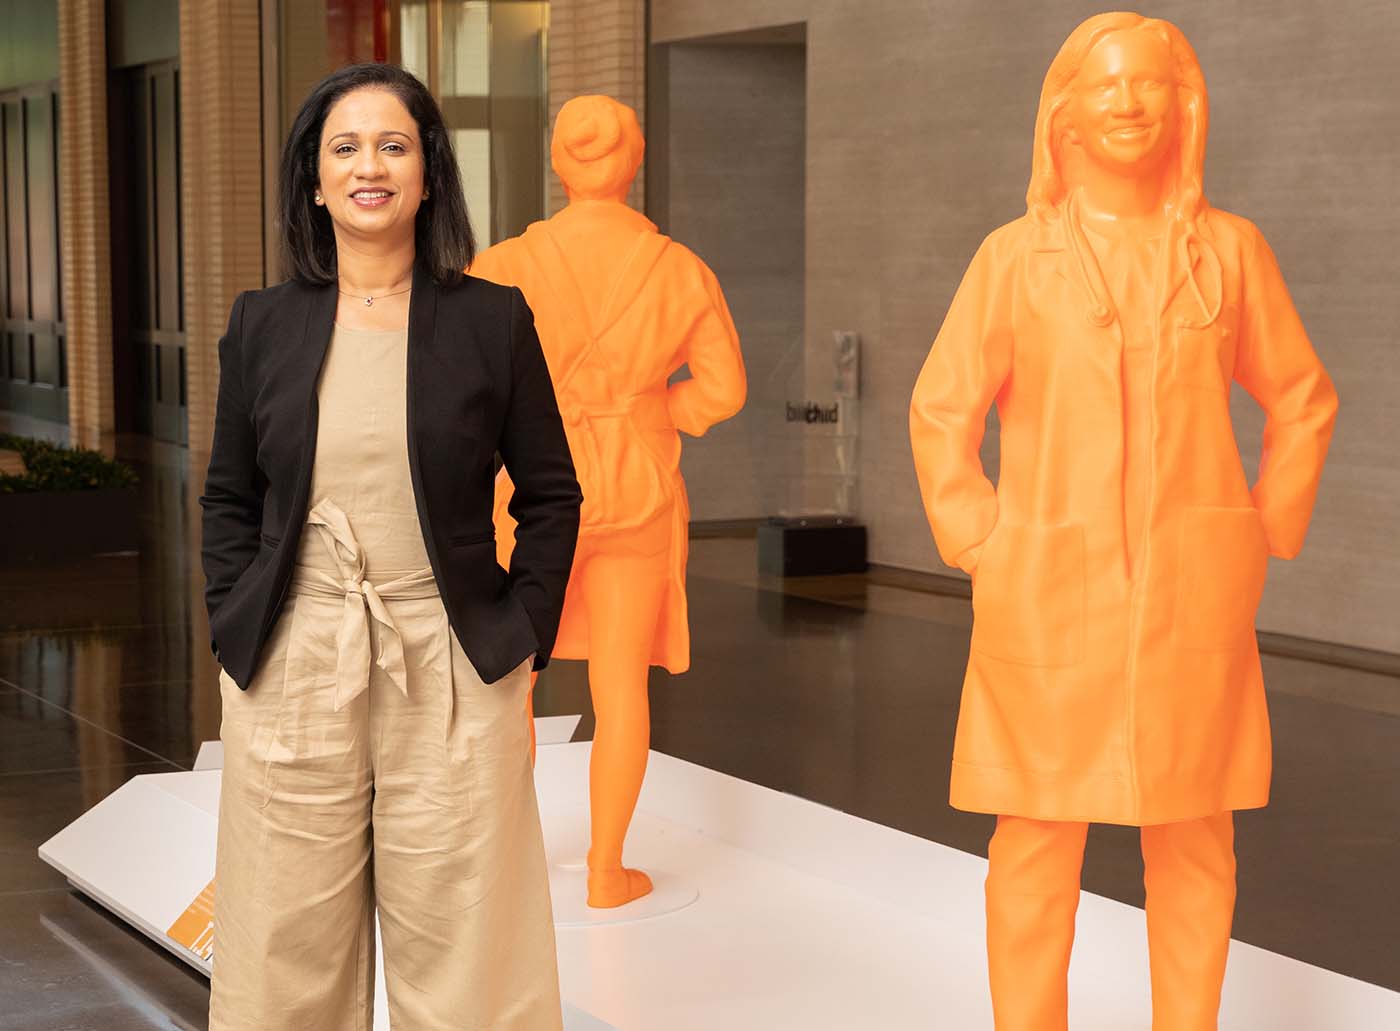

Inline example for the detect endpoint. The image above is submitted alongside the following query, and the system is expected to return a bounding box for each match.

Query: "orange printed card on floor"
[167,879,215,961]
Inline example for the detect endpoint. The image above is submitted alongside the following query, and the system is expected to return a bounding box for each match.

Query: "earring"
[422,189,429,199]
[314,191,323,204]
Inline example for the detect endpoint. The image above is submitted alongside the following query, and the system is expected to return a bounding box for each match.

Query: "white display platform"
[40,739,1400,1030]
[537,714,583,745]
[548,866,700,928]
[39,725,610,1031]
[541,745,1400,1030]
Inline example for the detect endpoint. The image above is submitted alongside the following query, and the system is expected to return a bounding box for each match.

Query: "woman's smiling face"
[1063,29,1180,177]
[316,87,426,245]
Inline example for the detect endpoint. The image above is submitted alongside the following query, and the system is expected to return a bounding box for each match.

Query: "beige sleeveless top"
[295,324,431,578]
[290,324,442,711]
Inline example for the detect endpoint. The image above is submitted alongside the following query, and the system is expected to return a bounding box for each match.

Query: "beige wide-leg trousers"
[211,510,562,1030]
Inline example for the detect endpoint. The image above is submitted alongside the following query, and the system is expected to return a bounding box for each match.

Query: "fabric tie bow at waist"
[293,498,440,711]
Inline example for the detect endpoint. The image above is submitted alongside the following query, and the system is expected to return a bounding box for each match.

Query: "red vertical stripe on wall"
[374,0,388,63]
[326,0,386,66]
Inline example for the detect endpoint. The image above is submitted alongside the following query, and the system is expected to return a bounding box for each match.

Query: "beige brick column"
[58,1,115,451]
[547,0,647,215]
[180,0,266,458]
[181,1,266,726]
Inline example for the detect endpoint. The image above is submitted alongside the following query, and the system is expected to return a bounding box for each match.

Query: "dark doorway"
[649,25,807,521]
[0,82,66,425]
[109,60,185,443]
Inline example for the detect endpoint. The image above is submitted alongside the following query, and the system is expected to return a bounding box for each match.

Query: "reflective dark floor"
[1,428,1398,1030]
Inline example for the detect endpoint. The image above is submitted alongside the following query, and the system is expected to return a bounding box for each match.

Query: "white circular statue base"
[549,864,699,927]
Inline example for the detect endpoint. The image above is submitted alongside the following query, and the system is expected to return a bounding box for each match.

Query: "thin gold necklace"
[338,283,412,307]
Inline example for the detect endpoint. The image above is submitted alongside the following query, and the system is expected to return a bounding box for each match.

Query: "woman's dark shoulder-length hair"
[279,63,474,286]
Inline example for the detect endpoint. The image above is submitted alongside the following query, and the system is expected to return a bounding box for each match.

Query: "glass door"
[0,83,66,425]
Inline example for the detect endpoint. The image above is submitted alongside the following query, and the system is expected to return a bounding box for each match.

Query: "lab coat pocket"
[1172,304,1238,394]
[970,522,1085,668]
[1175,506,1269,651]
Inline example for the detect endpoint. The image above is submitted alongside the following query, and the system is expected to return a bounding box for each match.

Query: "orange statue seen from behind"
[472,95,747,909]
[909,13,1337,1029]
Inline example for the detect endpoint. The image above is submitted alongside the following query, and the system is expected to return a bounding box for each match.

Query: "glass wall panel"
[397,2,429,84]
[400,0,547,244]
[451,127,491,242]
[482,1,547,243]
[443,2,490,98]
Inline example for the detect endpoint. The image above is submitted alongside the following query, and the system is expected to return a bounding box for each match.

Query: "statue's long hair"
[1024,13,1220,326]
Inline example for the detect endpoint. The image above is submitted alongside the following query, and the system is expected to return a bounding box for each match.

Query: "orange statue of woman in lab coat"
[473,95,747,908]
[910,13,1337,1029]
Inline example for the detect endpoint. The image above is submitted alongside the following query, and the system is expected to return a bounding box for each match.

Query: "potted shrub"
[0,434,141,563]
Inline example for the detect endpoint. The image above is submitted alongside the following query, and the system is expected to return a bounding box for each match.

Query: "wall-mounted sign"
[786,401,841,424]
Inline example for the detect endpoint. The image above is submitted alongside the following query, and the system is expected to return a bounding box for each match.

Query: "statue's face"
[1063,29,1179,177]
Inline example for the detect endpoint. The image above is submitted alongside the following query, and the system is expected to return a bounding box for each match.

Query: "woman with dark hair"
[199,63,578,1030]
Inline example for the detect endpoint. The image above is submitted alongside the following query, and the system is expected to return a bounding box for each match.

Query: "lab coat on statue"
[473,201,745,675]
[912,14,1339,1028]
[911,204,1337,827]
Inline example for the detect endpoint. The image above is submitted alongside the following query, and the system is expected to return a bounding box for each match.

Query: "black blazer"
[199,264,582,690]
